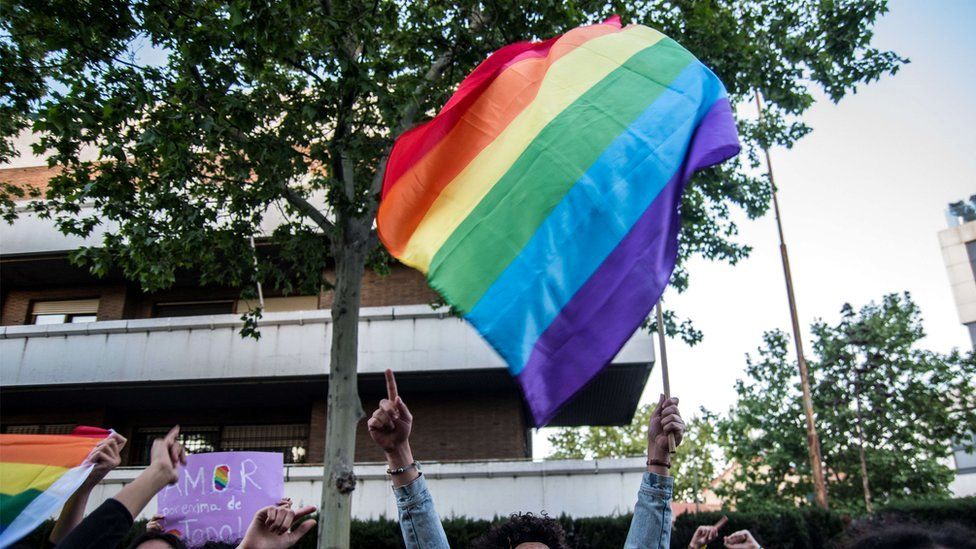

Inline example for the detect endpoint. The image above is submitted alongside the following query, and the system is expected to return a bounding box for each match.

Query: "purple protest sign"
[157,452,284,546]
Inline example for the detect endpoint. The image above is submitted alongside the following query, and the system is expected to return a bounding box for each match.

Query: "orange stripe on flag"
[0,435,98,469]
[377,23,619,256]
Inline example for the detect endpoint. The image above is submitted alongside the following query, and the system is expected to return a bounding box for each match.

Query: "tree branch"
[280,183,335,233]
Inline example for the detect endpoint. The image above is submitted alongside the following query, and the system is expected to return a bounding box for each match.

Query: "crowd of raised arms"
[11,369,974,549]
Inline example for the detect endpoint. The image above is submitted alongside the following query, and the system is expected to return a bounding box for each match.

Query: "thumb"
[288,519,316,543]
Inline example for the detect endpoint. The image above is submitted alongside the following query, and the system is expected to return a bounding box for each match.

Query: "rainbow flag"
[378,17,740,425]
[0,429,107,547]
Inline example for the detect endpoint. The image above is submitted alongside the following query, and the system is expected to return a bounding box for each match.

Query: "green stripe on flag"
[428,38,695,312]
[0,489,42,529]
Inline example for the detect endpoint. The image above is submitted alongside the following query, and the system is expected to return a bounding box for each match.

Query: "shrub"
[12,497,975,549]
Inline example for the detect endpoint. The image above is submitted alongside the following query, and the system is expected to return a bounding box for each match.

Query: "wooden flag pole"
[755,90,829,509]
[654,301,676,454]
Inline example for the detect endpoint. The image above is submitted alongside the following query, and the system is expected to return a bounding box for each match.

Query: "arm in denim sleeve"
[394,474,450,549]
[624,472,674,549]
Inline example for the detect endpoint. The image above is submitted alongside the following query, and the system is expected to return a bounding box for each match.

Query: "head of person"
[844,520,976,549]
[470,513,570,549]
[128,532,187,549]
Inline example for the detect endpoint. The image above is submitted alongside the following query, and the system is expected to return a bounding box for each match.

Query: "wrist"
[647,445,671,476]
[146,463,175,488]
[383,444,413,469]
[648,445,670,464]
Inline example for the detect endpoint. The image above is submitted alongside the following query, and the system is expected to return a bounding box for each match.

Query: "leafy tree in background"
[1,1,904,545]
[716,293,976,512]
[548,404,722,502]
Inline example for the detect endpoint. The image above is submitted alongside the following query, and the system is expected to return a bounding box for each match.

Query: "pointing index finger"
[385,369,398,401]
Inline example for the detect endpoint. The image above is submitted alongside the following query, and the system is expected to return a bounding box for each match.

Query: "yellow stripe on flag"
[0,462,71,496]
[399,25,664,272]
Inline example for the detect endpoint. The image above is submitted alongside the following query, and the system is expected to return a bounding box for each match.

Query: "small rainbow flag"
[213,465,230,491]
[0,429,108,547]
[378,17,740,425]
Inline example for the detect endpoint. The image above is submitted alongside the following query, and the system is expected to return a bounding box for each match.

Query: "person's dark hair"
[843,520,976,549]
[470,512,569,549]
[200,542,240,549]
[127,531,187,549]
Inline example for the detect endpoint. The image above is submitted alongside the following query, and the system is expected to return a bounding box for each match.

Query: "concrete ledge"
[98,457,648,484]
[0,305,453,339]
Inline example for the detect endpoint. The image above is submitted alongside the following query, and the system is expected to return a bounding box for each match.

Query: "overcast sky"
[535,0,976,456]
[5,1,972,458]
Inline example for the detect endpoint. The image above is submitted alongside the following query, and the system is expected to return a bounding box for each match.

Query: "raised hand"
[146,514,165,533]
[367,369,413,453]
[367,369,418,486]
[724,529,760,549]
[149,425,187,485]
[689,525,719,548]
[238,503,317,549]
[84,432,126,488]
[648,394,684,471]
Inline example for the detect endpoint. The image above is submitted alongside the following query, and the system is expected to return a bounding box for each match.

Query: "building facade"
[938,199,976,497]
[939,201,976,348]
[0,165,656,518]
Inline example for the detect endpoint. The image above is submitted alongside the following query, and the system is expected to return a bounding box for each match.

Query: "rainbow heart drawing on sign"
[213,464,230,492]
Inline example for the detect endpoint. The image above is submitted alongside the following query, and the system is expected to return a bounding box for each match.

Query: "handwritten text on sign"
[157,452,284,546]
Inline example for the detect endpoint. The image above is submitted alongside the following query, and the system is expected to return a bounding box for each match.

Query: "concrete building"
[938,198,976,497]
[0,165,656,519]
[939,200,976,348]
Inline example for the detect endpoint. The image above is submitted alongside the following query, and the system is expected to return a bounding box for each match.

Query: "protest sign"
[157,452,284,546]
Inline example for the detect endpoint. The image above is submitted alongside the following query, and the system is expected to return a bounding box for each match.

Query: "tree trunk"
[853,370,873,513]
[318,221,368,549]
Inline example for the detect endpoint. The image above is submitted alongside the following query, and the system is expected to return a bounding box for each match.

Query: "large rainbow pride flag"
[0,429,107,547]
[378,16,740,426]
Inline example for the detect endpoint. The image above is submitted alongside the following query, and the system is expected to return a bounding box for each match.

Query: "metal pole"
[755,91,829,509]
[655,302,676,454]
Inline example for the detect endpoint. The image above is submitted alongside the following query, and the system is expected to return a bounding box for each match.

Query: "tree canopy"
[548,404,723,502]
[716,293,976,511]
[1,0,905,342]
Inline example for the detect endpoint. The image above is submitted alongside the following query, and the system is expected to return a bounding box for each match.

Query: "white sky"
[4,1,973,459]
[534,0,976,457]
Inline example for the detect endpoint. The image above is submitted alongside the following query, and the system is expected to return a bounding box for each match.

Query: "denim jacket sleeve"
[394,474,450,549]
[624,472,674,549]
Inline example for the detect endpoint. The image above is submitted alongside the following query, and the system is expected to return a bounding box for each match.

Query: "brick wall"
[0,284,128,325]
[319,265,439,309]
[2,389,529,463]
[0,165,57,196]
[309,390,529,463]
[1,264,436,325]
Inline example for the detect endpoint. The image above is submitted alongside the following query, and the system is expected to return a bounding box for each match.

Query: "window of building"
[3,423,76,435]
[954,440,976,473]
[31,299,99,325]
[131,424,309,465]
[132,426,221,465]
[221,424,309,464]
[153,301,235,318]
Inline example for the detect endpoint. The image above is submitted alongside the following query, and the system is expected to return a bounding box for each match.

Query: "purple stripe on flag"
[517,98,740,427]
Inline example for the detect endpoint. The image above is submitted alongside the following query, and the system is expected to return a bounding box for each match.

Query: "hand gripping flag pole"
[654,302,676,454]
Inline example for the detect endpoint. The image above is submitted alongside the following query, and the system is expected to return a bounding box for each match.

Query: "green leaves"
[0,0,904,341]
[717,293,976,512]
[547,404,722,502]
